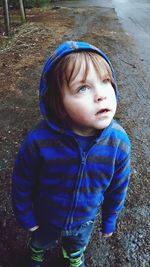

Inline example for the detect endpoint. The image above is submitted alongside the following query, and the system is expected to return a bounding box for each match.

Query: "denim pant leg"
[62,219,95,254]
[30,224,61,250]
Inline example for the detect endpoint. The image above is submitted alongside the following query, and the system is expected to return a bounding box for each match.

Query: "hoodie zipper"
[65,151,87,230]
[64,131,106,230]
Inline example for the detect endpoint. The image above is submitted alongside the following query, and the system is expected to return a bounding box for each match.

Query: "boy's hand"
[102,232,113,238]
[29,225,39,232]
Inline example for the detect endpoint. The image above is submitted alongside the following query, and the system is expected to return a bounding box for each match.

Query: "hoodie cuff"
[102,223,116,234]
[17,215,38,230]
[102,220,116,234]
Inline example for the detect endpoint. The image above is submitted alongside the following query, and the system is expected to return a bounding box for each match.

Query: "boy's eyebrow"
[69,78,85,86]
[70,79,88,88]
[70,78,102,88]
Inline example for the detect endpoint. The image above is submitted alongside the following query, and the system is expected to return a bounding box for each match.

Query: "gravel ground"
[0,4,149,267]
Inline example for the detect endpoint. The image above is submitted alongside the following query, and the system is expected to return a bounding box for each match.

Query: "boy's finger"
[102,233,113,237]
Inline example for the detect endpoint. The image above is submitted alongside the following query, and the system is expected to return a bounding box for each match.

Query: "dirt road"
[0,4,149,267]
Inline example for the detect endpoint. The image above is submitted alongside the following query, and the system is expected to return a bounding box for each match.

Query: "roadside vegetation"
[0,0,54,37]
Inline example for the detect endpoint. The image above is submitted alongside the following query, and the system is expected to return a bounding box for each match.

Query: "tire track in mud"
[64,6,118,41]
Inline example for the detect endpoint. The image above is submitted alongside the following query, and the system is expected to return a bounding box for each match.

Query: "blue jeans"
[30,220,95,255]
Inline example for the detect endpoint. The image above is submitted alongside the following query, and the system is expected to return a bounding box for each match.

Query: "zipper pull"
[81,152,86,164]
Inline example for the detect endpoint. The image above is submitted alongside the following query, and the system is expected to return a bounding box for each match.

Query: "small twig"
[134,136,148,146]
[119,58,136,68]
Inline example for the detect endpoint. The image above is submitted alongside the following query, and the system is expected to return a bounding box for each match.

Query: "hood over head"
[39,41,118,132]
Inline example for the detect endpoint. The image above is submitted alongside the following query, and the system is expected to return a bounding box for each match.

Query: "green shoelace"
[30,246,44,263]
[62,247,84,267]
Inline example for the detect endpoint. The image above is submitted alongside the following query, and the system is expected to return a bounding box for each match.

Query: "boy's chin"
[96,120,113,130]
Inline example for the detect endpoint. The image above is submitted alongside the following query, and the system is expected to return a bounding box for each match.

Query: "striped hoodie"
[12,41,131,234]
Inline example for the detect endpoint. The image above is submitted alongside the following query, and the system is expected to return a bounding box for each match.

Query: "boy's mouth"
[96,108,110,116]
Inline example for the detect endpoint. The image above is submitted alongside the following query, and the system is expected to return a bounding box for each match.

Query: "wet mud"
[0,3,149,267]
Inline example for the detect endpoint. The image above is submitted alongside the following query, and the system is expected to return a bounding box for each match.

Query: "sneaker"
[27,259,44,267]
[69,254,86,267]
[61,247,86,267]
[27,245,45,267]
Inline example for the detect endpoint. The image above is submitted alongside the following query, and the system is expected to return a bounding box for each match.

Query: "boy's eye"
[78,85,89,92]
[103,78,111,84]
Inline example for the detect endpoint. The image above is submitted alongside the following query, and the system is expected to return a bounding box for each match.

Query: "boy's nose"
[95,95,106,103]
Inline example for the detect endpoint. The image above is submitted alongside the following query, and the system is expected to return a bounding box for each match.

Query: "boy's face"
[62,59,117,136]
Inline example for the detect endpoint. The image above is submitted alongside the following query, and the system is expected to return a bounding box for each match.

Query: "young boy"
[12,41,131,267]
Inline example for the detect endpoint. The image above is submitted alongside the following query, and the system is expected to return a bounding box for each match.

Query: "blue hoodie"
[12,41,131,234]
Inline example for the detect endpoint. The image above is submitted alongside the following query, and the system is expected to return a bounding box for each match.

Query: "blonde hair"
[44,52,114,120]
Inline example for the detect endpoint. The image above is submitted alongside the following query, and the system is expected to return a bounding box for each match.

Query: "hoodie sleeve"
[12,131,40,230]
[101,141,131,234]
